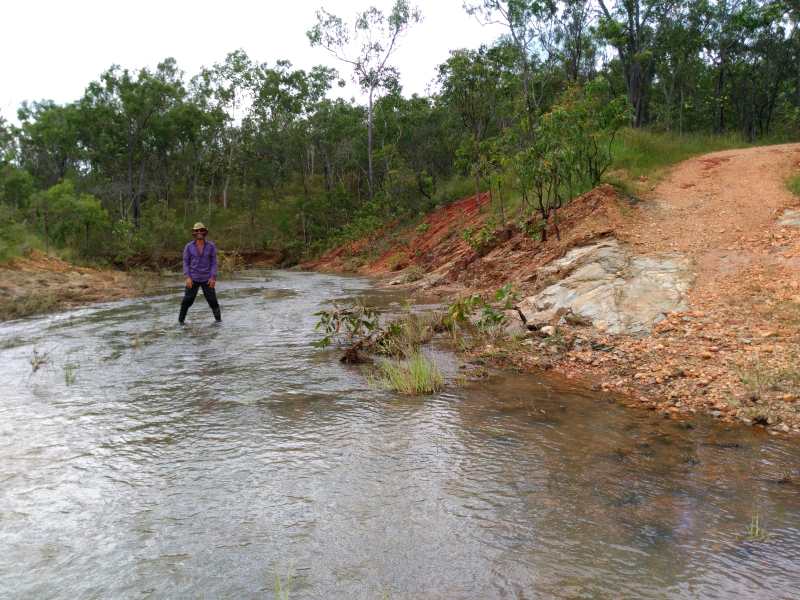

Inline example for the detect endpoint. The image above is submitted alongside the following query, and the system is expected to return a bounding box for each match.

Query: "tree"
[307,1,422,200]
[0,115,16,165]
[17,101,82,186]
[556,0,597,83]
[464,0,558,126]
[437,45,518,199]
[30,181,109,251]
[597,0,671,127]
[79,59,186,224]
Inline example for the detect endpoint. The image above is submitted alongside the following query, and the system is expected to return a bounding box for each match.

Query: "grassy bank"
[609,129,753,179]
[787,173,800,197]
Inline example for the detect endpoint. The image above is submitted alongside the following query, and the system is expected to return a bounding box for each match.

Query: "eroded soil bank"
[309,143,800,433]
[0,251,152,320]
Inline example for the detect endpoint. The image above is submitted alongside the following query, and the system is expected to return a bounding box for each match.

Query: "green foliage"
[374,311,435,358]
[0,204,42,262]
[313,301,380,349]
[0,165,35,208]
[610,128,752,180]
[29,181,110,255]
[461,222,497,253]
[446,294,485,328]
[3,0,800,267]
[786,174,800,198]
[743,510,769,542]
[495,283,519,309]
[512,77,627,241]
[374,352,444,395]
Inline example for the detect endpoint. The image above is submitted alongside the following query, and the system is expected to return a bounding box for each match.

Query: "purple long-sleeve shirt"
[183,240,218,282]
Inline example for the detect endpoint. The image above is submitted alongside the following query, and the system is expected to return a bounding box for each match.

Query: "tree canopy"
[1,0,798,264]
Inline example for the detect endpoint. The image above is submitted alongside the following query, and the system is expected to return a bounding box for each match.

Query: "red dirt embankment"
[309,186,628,294]
[310,144,800,433]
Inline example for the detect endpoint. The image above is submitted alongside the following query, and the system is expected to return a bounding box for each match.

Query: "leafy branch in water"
[312,301,380,350]
[444,283,519,334]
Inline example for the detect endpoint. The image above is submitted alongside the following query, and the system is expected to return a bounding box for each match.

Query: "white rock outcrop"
[517,239,693,335]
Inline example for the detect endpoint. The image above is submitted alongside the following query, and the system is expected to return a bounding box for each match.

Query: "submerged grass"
[273,572,293,600]
[743,510,769,542]
[64,362,78,385]
[375,352,444,395]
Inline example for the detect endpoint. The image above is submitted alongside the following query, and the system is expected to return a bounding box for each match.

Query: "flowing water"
[1,271,799,599]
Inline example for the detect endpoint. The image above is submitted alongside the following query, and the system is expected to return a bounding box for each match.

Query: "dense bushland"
[2,0,799,265]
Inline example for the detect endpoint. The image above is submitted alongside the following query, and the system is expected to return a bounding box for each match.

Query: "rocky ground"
[311,143,800,434]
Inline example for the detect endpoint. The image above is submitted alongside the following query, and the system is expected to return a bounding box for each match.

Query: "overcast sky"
[1,0,506,122]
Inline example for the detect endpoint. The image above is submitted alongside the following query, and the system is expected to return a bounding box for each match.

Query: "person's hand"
[209,278,216,289]
[185,277,193,288]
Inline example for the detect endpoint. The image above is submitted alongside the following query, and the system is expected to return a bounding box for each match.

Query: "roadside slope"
[540,143,800,430]
[310,143,800,432]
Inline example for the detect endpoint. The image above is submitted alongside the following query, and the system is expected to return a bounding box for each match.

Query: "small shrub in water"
[743,510,769,542]
[30,349,49,372]
[313,301,380,349]
[375,313,435,358]
[375,353,444,395]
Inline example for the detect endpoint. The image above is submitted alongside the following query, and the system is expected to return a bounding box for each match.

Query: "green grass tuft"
[786,173,800,197]
[375,352,444,395]
[743,510,769,542]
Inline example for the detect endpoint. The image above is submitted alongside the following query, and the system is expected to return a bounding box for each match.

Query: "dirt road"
[623,143,800,294]
[552,144,800,431]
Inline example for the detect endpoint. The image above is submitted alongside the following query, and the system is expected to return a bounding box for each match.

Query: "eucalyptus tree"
[649,1,706,132]
[199,50,257,209]
[596,0,674,127]
[437,44,518,199]
[16,100,82,186]
[464,0,558,127]
[556,0,597,83]
[307,0,421,200]
[0,116,15,165]
[78,59,186,223]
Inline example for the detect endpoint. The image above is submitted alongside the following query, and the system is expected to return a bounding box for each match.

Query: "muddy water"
[1,271,799,599]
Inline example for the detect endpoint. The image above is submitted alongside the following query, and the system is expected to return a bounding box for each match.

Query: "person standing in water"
[179,222,221,324]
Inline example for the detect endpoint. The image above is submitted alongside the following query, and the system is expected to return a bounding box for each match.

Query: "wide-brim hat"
[192,222,208,232]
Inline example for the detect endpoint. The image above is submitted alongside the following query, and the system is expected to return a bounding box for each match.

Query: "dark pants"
[179,281,221,323]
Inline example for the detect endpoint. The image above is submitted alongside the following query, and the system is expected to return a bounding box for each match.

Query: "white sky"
[0,0,505,122]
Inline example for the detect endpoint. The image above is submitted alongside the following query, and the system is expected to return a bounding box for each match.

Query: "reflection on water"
[0,271,799,599]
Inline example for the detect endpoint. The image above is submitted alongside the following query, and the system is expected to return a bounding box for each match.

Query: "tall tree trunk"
[367,87,375,201]
[715,54,726,133]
